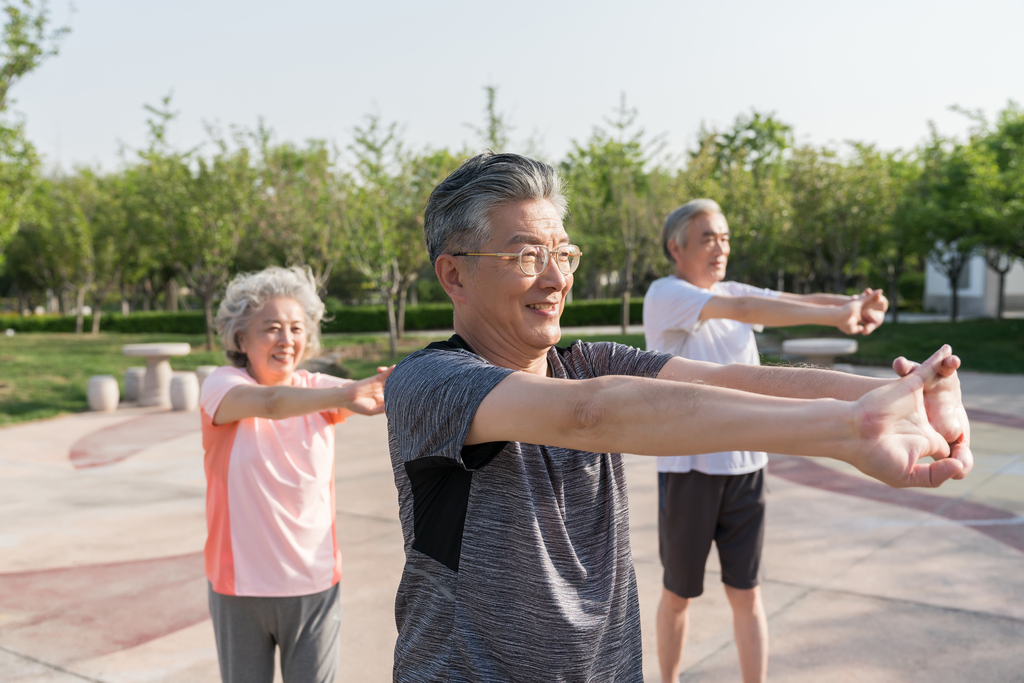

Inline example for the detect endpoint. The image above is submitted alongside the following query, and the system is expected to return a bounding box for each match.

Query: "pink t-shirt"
[200,366,353,597]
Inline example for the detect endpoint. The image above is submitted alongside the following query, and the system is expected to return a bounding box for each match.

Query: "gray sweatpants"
[208,582,341,683]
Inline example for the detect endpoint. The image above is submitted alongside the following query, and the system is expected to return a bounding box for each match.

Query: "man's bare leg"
[724,584,768,683]
[656,588,692,683]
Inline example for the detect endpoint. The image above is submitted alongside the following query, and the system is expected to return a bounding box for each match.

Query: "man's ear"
[435,255,468,304]
[666,238,684,262]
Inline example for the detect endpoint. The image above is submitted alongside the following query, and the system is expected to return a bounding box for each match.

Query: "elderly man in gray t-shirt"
[384,152,972,683]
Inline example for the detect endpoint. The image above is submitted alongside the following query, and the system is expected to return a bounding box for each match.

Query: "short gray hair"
[216,265,325,368]
[662,199,723,262]
[423,152,569,265]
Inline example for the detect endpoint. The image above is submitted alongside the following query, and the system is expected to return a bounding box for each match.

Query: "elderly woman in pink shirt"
[199,265,391,683]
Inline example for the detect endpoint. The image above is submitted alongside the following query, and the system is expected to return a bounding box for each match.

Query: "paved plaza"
[1,358,1023,682]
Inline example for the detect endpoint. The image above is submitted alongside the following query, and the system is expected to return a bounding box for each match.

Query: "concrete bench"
[781,338,858,369]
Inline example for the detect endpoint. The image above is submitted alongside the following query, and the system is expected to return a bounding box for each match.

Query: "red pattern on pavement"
[0,553,208,665]
[768,456,1024,554]
[68,411,200,468]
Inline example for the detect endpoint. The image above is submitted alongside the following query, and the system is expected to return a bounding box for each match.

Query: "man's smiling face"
[673,211,730,289]
[462,198,573,356]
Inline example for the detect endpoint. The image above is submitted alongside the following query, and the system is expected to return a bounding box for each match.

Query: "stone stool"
[124,367,146,402]
[781,338,858,369]
[195,365,220,389]
[170,372,200,411]
[87,375,120,412]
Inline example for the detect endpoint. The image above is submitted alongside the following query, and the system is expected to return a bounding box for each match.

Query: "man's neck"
[453,320,551,376]
[673,267,717,291]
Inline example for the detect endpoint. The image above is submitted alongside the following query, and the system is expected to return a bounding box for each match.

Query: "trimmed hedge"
[321,302,456,333]
[560,299,643,326]
[0,311,207,334]
[0,298,642,335]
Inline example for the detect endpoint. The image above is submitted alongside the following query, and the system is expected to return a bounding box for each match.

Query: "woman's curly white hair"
[216,265,325,368]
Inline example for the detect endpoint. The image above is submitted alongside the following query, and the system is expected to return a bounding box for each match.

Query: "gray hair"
[216,265,325,368]
[662,198,723,262]
[423,152,569,265]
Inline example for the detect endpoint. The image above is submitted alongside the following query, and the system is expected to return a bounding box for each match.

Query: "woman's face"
[239,296,307,386]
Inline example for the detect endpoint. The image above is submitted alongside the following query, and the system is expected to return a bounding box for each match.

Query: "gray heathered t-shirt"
[384,335,672,683]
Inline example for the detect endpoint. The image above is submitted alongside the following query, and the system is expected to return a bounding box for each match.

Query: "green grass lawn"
[761,319,1024,373]
[0,331,450,427]
[2,321,1021,426]
[0,333,226,426]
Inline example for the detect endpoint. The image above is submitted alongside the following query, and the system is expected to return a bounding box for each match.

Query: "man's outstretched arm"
[699,288,888,335]
[467,346,969,488]
[658,349,972,477]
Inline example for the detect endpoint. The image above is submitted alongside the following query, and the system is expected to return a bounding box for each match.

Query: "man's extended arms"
[466,346,971,489]
[700,288,888,335]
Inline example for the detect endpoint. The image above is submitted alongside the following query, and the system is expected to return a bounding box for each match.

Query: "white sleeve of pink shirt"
[200,366,354,597]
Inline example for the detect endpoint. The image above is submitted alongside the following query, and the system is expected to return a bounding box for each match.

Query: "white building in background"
[924,254,1024,317]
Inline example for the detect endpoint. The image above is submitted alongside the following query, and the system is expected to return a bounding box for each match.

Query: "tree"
[692,111,792,290]
[879,152,930,323]
[562,94,668,331]
[130,97,253,349]
[0,0,68,265]
[394,147,461,336]
[466,84,512,153]
[787,144,890,295]
[83,170,125,333]
[977,103,1024,318]
[252,130,348,291]
[917,128,996,322]
[5,175,91,322]
[345,114,410,356]
[177,139,254,350]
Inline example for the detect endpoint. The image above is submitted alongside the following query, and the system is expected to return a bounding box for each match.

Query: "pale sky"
[15,0,1024,171]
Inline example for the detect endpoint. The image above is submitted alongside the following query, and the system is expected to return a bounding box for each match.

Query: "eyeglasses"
[451,244,583,276]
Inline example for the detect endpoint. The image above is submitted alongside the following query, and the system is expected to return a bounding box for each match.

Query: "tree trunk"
[385,294,398,357]
[620,291,630,334]
[166,278,179,312]
[203,294,216,351]
[74,284,89,335]
[397,283,408,341]
[886,263,901,325]
[985,250,1011,320]
[621,251,634,334]
[91,270,121,335]
[948,271,959,324]
[995,262,1008,320]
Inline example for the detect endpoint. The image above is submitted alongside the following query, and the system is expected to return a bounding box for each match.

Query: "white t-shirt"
[643,276,780,475]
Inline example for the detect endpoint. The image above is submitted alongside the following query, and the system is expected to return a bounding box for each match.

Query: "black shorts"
[658,469,766,598]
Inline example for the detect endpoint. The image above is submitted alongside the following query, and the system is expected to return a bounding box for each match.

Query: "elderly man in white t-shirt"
[643,198,888,683]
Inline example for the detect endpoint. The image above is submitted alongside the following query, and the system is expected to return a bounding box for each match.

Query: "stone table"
[122,343,191,407]
[781,338,857,368]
